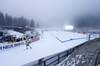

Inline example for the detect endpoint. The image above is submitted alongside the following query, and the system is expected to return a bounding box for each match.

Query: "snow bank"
[7,30,25,38]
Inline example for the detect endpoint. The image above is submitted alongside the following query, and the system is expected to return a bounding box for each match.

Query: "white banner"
[0,41,25,51]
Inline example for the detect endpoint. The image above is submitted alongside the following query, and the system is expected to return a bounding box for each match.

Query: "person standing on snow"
[25,39,32,49]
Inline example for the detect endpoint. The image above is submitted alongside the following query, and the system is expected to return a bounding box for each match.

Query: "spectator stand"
[0,28,40,51]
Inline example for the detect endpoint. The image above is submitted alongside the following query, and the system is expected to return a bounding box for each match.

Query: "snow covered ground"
[0,30,97,66]
[7,30,25,38]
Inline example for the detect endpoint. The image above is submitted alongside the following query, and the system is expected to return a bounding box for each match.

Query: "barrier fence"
[0,41,25,51]
[24,42,87,66]
[0,37,40,51]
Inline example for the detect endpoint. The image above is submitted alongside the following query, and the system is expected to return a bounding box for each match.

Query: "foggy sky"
[0,0,100,28]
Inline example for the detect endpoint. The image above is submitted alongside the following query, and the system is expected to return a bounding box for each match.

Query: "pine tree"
[5,14,12,26]
[30,20,35,28]
[0,12,5,26]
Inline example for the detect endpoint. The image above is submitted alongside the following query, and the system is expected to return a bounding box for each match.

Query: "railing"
[94,51,100,66]
[25,42,86,66]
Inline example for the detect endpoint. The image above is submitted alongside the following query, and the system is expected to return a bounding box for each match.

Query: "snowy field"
[0,30,96,66]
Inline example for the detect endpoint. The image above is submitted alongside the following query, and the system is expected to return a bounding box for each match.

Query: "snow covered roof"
[7,30,25,38]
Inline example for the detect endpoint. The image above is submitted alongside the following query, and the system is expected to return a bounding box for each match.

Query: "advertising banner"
[31,37,40,42]
[0,41,25,51]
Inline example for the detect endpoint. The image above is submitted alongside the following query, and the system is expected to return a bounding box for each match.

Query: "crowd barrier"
[0,41,25,51]
[31,37,40,42]
[0,37,40,51]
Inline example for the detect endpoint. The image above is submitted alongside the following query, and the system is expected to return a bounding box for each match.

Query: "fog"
[0,0,100,28]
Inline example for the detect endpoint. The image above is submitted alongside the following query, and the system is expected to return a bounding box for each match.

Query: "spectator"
[24,37,26,40]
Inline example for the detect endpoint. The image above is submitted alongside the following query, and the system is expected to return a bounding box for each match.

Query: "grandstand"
[0,26,29,33]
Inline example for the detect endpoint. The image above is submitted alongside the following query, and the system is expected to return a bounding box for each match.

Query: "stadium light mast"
[65,25,74,30]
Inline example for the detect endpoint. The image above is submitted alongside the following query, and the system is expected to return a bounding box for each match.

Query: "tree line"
[74,15,100,29]
[0,12,39,28]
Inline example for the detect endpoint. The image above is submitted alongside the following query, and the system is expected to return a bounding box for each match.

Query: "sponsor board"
[0,38,40,51]
[31,37,40,42]
[0,41,25,51]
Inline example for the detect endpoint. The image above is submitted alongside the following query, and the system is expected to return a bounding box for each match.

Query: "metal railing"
[94,51,100,66]
[31,42,86,66]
